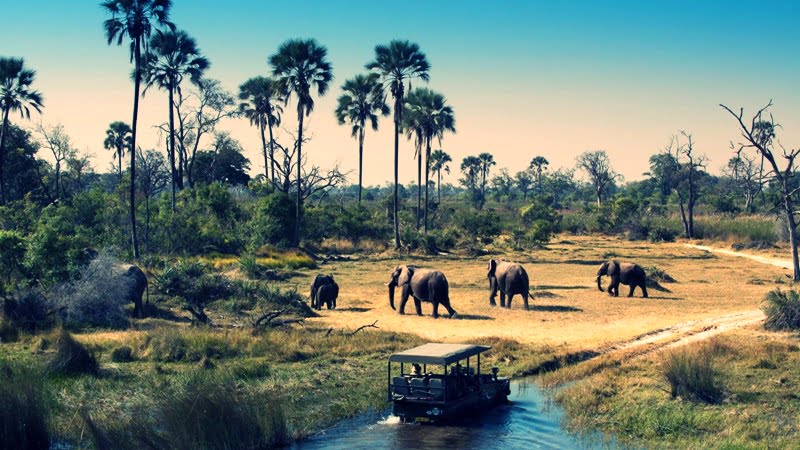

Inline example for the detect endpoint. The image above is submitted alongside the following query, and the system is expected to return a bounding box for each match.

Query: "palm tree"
[103,121,132,182]
[405,88,455,233]
[269,38,333,247]
[402,101,425,228]
[102,0,174,259]
[478,152,495,197]
[0,57,43,205]
[529,155,549,193]
[334,73,389,203]
[429,149,451,203]
[238,76,283,183]
[366,40,430,248]
[142,29,208,210]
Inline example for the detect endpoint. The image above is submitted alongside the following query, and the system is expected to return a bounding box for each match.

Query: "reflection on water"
[296,381,614,450]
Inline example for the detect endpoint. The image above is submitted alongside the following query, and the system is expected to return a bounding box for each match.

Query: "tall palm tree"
[103,121,132,182]
[238,76,283,183]
[478,152,495,197]
[102,0,174,259]
[334,73,389,204]
[0,57,43,205]
[142,29,209,210]
[403,106,425,229]
[429,149,451,203]
[366,40,430,248]
[529,155,549,193]
[404,88,455,234]
[269,38,333,247]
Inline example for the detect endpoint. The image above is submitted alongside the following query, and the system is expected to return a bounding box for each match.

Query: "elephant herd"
[310,259,650,318]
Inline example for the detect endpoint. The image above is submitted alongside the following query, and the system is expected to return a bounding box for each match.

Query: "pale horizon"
[3,0,799,186]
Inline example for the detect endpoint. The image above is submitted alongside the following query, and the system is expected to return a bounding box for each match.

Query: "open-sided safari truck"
[387,343,511,422]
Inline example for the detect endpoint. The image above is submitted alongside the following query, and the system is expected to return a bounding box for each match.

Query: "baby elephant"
[597,260,648,298]
[310,274,339,310]
[487,259,530,310]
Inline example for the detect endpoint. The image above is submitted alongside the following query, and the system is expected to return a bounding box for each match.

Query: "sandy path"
[683,243,793,270]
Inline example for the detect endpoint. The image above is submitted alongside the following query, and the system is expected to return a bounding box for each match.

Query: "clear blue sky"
[2,0,799,184]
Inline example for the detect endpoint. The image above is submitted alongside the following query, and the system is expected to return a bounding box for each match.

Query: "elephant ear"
[398,265,415,285]
[487,259,497,276]
[608,261,620,276]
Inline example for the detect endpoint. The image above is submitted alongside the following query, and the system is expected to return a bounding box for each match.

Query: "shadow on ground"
[528,304,583,313]
[454,314,494,321]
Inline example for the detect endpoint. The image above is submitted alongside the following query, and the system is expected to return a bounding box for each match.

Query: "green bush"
[2,289,55,333]
[238,254,266,279]
[48,329,99,376]
[250,190,295,248]
[146,328,241,362]
[648,225,677,243]
[0,363,51,449]
[763,289,800,331]
[662,347,723,404]
[0,230,26,292]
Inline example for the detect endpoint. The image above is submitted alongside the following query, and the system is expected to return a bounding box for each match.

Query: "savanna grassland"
[2,234,795,448]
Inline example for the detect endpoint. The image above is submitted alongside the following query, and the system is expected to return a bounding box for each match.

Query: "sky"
[2,0,799,186]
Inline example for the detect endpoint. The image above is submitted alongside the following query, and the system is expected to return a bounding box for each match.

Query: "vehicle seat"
[393,377,410,396]
[428,378,444,400]
[410,377,427,396]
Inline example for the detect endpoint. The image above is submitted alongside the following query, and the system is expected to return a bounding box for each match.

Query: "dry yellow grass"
[279,235,786,351]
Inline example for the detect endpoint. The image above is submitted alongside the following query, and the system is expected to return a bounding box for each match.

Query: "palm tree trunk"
[416,144,421,229]
[437,168,442,203]
[424,137,431,235]
[259,120,268,180]
[168,87,176,211]
[393,100,401,249]
[176,91,187,189]
[293,107,303,247]
[0,109,10,205]
[129,38,141,259]
[117,147,123,182]
[358,128,364,204]
[268,119,276,184]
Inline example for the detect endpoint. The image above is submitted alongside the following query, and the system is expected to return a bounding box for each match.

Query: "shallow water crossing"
[297,381,613,449]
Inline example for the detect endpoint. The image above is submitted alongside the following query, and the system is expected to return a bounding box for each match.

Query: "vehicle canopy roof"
[389,343,491,366]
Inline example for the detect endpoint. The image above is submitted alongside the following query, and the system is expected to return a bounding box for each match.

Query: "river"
[296,381,615,449]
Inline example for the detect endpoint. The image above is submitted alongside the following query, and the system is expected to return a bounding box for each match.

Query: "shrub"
[645,266,677,283]
[50,251,131,330]
[0,230,26,292]
[0,320,19,343]
[156,261,233,324]
[48,329,99,376]
[250,191,295,248]
[763,289,800,331]
[238,254,265,279]
[110,346,134,363]
[0,363,51,449]
[2,289,55,332]
[145,328,243,363]
[648,225,677,243]
[661,347,723,404]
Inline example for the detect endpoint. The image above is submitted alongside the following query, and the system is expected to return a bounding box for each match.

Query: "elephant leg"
[507,293,515,309]
[641,282,649,298]
[627,284,635,297]
[332,297,337,309]
[499,291,506,308]
[399,289,410,315]
[522,292,530,311]
[413,298,423,316]
[433,302,440,319]
[442,300,457,318]
[133,298,143,318]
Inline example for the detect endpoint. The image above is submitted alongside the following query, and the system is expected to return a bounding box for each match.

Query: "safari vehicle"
[387,343,511,422]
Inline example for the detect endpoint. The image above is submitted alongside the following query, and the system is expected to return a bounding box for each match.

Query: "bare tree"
[169,79,237,188]
[721,100,800,280]
[271,128,347,203]
[724,152,764,212]
[136,148,169,247]
[666,132,707,238]
[35,122,76,201]
[576,150,617,206]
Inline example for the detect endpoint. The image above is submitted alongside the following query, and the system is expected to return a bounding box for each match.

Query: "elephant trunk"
[388,280,397,310]
[597,275,604,292]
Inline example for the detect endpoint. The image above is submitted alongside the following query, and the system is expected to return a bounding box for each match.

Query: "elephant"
[487,259,530,310]
[122,265,148,318]
[596,260,648,298]
[315,281,339,310]
[387,265,457,318]
[310,274,337,310]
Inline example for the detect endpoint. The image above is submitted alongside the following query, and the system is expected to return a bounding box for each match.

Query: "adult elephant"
[387,265,457,318]
[122,265,148,318]
[487,259,530,310]
[596,260,648,298]
[310,274,337,310]
[315,281,339,310]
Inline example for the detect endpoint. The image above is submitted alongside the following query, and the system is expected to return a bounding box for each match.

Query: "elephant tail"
[645,278,671,292]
